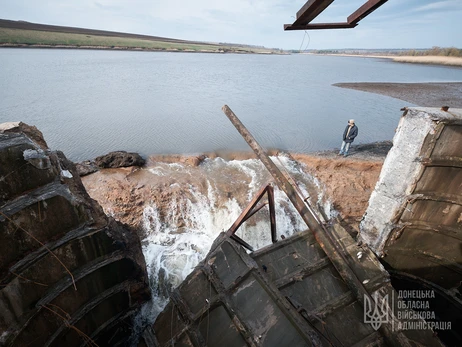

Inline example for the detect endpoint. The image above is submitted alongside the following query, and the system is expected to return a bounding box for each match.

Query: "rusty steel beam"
[284,0,388,31]
[421,156,462,168]
[285,22,356,30]
[226,183,277,249]
[230,234,254,252]
[348,0,388,25]
[293,0,335,26]
[222,104,403,345]
[227,184,275,236]
[387,248,462,274]
[267,185,277,244]
[222,105,325,236]
[406,192,462,206]
[245,202,268,221]
[392,223,462,242]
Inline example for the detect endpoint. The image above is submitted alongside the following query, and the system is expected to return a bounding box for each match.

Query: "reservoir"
[1,48,462,161]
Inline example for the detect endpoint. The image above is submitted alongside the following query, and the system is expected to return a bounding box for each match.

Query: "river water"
[2,49,462,162]
[127,153,331,333]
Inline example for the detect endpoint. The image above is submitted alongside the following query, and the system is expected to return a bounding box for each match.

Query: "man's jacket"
[343,124,358,143]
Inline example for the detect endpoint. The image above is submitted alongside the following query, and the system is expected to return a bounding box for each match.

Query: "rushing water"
[123,153,331,332]
[2,49,462,162]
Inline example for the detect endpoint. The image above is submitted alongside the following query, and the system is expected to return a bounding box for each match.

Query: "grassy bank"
[0,28,215,50]
[0,27,279,54]
[389,55,462,67]
[309,52,462,67]
[307,47,462,67]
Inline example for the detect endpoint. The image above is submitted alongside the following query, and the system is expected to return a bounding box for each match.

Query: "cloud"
[0,0,460,49]
[413,0,462,13]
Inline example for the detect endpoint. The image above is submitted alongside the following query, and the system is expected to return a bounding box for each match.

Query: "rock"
[182,154,206,167]
[148,154,206,167]
[76,160,99,176]
[0,121,48,149]
[94,151,146,168]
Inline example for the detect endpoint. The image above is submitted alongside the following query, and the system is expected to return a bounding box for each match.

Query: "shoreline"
[77,141,391,174]
[334,82,462,108]
[307,53,462,67]
[0,43,285,54]
[80,142,391,232]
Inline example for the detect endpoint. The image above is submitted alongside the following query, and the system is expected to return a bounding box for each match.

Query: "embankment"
[81,142,390,234]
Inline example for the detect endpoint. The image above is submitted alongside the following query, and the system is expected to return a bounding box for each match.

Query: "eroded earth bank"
[81,142,391,236]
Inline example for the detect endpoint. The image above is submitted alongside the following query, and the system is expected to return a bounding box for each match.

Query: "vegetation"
[0,27,281,54]
[299,47,462,66]
[305,47,462,57]
[399,46,462,57]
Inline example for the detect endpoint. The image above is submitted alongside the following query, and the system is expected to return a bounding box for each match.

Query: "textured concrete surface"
[0,122,151,347]
[360,107,462,252]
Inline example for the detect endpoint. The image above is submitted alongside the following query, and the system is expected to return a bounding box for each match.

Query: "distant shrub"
[401,46,462,57]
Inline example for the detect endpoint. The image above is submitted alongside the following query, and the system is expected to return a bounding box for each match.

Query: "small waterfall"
[136,154,333,327]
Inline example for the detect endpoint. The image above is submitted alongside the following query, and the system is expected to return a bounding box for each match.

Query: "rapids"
[82,153,335,329]
[141,155,332,323]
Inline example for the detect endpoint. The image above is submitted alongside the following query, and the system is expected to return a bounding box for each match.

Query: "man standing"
[338,119,358,157]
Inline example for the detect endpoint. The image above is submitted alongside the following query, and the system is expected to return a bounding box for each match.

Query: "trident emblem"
[364,292,390,330]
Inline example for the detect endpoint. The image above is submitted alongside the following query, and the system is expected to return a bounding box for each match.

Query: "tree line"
[400,46,462,57]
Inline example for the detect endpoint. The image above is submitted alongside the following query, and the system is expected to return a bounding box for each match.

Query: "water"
[2,49,462,162]
[132,154,331,328]
[3,49,462,337]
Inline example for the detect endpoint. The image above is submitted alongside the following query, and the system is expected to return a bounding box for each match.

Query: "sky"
[1,0,461,50]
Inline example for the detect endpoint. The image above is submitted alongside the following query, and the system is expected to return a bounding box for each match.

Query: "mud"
[334,82,462,108]
[82,144,389,234]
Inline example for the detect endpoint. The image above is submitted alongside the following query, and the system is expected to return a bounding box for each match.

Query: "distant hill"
[0,19,283,54]
[0,19,204,45]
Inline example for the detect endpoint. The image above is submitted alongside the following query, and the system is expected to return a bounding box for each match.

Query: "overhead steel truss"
[284,0,388,31]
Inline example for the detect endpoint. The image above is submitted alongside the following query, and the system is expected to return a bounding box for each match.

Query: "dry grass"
[0,27,218,50]
[0,27,278,54]
[313,53,462,67]
[390,56,462,67]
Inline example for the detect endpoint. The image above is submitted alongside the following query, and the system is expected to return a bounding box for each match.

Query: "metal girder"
[226,183,277,251]
[421,156,462,168]
[284,0,388,31]
[293,0,335,26]
[221,104,403,345]
[348,0,388,24]
[284,22,356,31]
[386,248,462,274]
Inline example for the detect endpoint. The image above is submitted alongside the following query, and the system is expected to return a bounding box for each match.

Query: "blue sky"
[1,0,461,50]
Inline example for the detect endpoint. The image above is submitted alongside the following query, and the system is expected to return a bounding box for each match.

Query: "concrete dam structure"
[138,106,461,346]
[0,123,151,346]
[360,107,462,344]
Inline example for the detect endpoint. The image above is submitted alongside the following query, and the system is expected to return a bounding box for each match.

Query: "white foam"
[138,155,336,324]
